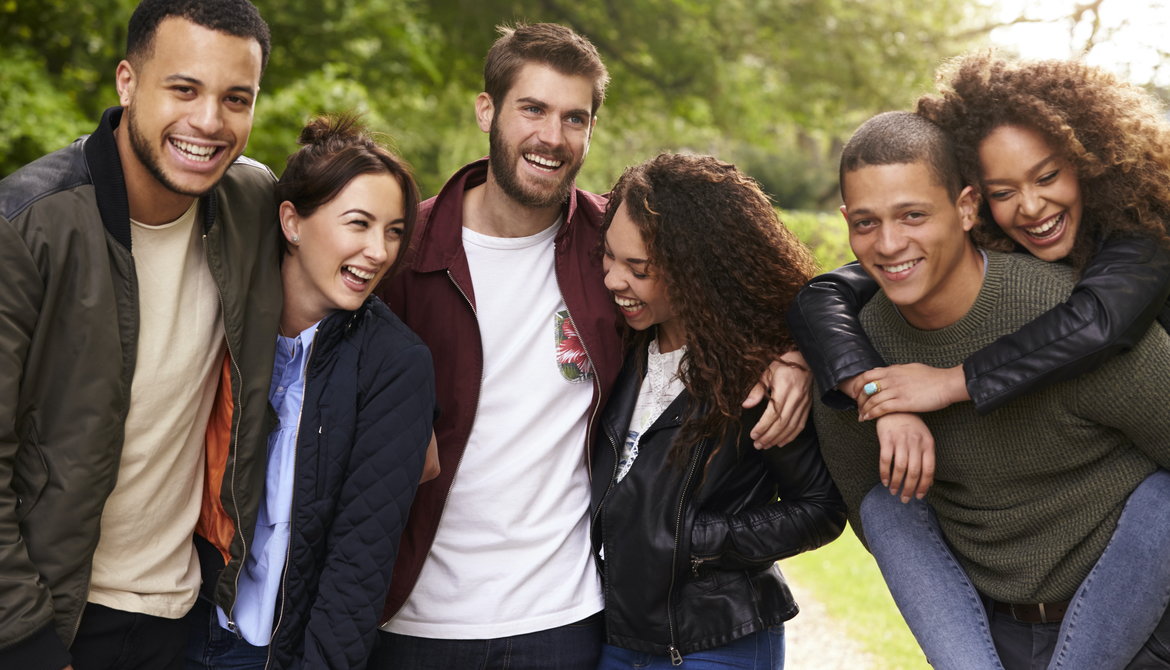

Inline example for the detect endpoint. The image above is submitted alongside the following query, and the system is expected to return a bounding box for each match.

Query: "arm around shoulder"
[966,237,1170,414]
[786,263,886,409]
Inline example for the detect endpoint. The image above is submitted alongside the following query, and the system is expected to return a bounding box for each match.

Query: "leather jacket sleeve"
[786,238,1170,416]
[965,236,1170,414]
[0,216,68,670]
[785,262,883,410]
[688,422,846,572]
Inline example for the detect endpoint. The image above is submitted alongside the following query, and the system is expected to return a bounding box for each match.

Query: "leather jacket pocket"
[12,418,49,522]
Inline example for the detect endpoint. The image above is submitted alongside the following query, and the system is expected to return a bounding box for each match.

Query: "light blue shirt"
[217,321,319,645]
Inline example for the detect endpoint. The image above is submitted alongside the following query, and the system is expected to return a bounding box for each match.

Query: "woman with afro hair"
[787,52,1170,669]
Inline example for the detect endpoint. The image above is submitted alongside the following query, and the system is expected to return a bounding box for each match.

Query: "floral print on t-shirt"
[555,310,593,382]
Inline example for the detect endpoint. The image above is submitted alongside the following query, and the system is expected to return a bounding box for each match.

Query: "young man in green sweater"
[810,111,1170,669]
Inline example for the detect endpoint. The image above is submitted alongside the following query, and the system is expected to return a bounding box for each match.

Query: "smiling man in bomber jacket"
[0,1,281,669]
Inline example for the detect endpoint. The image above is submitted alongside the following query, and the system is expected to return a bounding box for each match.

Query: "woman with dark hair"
[786,52,1170,669]
[185,114,438,670]
[591,152,846,669]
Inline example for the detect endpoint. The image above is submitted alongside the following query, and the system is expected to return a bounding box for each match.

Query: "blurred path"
[784,580,878,670]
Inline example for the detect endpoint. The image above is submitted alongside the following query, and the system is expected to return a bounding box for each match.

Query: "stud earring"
[291,234,300,243]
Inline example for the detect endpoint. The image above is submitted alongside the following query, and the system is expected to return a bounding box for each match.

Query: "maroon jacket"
[376,158,623,623]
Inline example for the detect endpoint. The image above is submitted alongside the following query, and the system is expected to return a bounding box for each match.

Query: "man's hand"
[854,363,968,420]
[420,433,440,484]
[876,412,936,502]
[744,350,813,449]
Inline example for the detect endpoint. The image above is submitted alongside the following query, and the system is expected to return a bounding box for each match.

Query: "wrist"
[947,365,970,404]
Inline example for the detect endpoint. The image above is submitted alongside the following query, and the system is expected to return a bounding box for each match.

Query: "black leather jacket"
[786,236,1170,414]
[590,346,846,659]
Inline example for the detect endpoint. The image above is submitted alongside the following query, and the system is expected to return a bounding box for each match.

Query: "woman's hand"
[876,412,936,502]
[743,350,813,449]
[420,433,440,484]
[854,363,969,420]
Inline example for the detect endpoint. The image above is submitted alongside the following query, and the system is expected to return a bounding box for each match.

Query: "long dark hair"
[601,152,816,469]
[276,112,421,279]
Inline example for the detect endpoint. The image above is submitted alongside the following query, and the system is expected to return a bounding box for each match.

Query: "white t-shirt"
[384,218,604,638]
[88,201,226,618]
[615,339,686,483]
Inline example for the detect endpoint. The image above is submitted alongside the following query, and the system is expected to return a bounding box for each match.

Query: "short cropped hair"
[484,23,609,116]
[839,111,964,201]
[127,0,271,73]
[276,113,420,278]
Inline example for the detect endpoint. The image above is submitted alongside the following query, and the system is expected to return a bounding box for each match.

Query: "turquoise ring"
[863,381,881,397]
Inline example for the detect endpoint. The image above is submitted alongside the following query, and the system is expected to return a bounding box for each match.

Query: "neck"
[901,245,985,330]
[657,319,687,353]
[114,123,197,225]
[280,256,333,335]
[462,167,563,238]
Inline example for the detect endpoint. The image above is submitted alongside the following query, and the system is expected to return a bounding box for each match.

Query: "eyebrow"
[163,74,257,96]
[983,153,1059,185]
[516,96,591,119]
[847,201,932,216]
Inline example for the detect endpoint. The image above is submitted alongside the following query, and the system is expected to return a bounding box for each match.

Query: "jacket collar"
[84,106,218,252]
[602,342,689,446]
[411,157,586,274]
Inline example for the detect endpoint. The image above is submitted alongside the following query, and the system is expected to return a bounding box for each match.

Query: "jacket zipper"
[383,270,483,624]
[203,233,249,633]
[667,439,706,665]
[264,329,317,669]
[589,430,622,556]
[552,254,601,477]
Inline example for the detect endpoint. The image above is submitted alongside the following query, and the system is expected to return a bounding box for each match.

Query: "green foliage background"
[1,0,999,208]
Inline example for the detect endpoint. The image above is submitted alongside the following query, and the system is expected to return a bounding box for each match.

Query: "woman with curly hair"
[590,152,846,669]
[786,52,1170,669]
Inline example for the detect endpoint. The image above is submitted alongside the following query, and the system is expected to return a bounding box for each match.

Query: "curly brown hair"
[601,153,817,470]
[916,51,1170,269]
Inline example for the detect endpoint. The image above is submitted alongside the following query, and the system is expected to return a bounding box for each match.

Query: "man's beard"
[126,104,222,199]
[488,114,584,209]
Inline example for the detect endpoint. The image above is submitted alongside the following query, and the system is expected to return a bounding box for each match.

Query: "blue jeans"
[184,597,270,670]
[368,612,603,670]
[861,469,1170,670]
[595,626,785,670]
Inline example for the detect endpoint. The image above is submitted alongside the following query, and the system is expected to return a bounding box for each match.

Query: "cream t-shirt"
[87,201,226,618]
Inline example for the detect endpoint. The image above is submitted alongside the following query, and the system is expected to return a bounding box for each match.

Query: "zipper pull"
[669,645,683,665]
[691,556,702,577]
[226,619,243,640]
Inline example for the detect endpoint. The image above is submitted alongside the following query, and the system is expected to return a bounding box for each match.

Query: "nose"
[188,96,225,137]
[603,258,625,292]
[365,230,390,266]
[536,115,566,149]
[1018,186,1045,219]
[874,222,908,257]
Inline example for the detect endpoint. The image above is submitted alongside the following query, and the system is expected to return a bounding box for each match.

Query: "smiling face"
[979,124,1083,262]
[843,162,983,330]
[115,17,262,222]
[282,172,406,324]
[478,62,596,210]
[602,203,685,351]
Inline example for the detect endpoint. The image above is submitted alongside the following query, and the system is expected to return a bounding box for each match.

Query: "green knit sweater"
[812,251,1170,603]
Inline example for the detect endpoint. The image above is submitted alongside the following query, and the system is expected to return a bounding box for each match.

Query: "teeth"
[344,265,375,280]
[524,153,563,169]
[614,296,644,312]
[172,139,217,162]
[881,259,918,273]
[1024,212,1064,238]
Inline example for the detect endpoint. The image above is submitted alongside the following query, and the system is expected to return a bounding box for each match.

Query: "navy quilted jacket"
[267,296,436,670]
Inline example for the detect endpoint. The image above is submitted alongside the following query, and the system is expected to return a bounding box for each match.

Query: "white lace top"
[615,339,687,483]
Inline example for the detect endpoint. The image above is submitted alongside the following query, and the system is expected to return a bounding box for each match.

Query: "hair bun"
[297,111,366,147]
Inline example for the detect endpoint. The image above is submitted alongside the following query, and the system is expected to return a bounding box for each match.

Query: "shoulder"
[358,298,433,365]
[0,139,91,221]
[219,155,278,195]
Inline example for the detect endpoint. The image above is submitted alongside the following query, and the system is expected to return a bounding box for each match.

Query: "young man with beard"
[371,23,809,669]
[809,111,1170,669]
[0,1,281,669]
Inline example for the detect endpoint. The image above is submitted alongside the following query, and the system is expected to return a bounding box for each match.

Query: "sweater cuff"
[0,623,71,670]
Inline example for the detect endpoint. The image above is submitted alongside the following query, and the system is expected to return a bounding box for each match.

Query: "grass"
[780,525,931,670]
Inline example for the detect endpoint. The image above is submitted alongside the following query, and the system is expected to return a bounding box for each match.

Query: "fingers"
[743,381,767,410]
[750,391,782,447]
[879,431,894,488]
[914,438,936,500]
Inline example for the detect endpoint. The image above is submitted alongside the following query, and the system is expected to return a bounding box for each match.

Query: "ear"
[115,60,136,108]
[279,201,301,247]
[475,92,495,134]
[956,185,978,233]
[584,115,597,156]
[839,205,849,223]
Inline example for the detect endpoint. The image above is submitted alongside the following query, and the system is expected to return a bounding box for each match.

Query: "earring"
[291,234,300,243]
